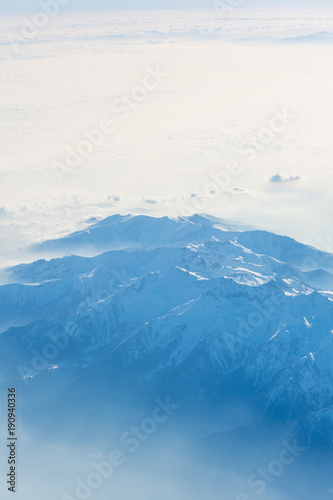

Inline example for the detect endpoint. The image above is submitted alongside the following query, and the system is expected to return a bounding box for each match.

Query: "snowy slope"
[31,214,248,256]
[1,214,333,450]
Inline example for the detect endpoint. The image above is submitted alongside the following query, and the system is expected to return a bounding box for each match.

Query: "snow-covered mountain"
[31,213,333,272]
[3,215,333,418]
[31,214,249,256]
[1,214,333,499]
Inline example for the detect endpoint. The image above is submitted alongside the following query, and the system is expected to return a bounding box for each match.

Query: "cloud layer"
[0,9,332,266]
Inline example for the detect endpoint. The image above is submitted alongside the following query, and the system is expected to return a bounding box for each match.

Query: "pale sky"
[1,0,332,15]
[0,7,332,265]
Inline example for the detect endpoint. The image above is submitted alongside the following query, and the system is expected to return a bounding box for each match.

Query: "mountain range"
[1,214,333,500]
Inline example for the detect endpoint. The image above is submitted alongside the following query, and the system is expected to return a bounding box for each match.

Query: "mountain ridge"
[1,215,332,436]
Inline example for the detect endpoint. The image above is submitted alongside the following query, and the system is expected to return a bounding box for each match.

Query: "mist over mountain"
[1,214,333,500]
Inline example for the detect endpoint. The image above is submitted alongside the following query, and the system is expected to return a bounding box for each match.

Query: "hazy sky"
[0,7,332,265]
[1,0,332,15]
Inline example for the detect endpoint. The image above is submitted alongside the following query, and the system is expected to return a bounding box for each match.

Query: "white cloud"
[269,174,301,183]
[0,9,332,262]
[142,197,158,205]
[107,194,123,203]
[223,188,248,196]
[0,207,9,217]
